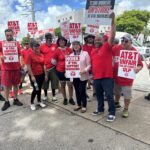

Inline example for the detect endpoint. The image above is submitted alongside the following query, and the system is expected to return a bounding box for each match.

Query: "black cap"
[45,33,53,39]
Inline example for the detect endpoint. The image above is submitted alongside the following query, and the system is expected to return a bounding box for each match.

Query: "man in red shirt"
[40,33,59,101]
[0,29,23,111]
[112,34,143,118]
[91,13,116,122]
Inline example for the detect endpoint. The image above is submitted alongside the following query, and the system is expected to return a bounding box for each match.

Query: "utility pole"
[21,0,36,22]
[31,0,36,22]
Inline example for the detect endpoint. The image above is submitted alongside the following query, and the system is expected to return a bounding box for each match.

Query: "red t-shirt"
[21,48,32,65]
[0,41,21,71]
[91,42,113,80]
[82,44,95,57]
[40,43,57,70]
[112,44,143,86]
[26,51,44,75]
[53,47,72,72]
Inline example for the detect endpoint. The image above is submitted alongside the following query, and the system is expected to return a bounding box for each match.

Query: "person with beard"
[0,29,23,111]
[112,34,143,118]
[40,33,59,101]
[91,13,116,122]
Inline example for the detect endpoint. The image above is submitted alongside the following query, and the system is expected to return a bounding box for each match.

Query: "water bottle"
[34,82,39,91]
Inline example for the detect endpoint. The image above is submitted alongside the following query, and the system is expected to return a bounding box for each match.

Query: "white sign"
[69,23,82,43]
[85,0,115,25]
[28,22,38,35]
[85,24,99,35]
[65,55,80,78]
[60,21,70,41]
[2,41,19,63]
[8,21,20,37]
[118,50,138,79]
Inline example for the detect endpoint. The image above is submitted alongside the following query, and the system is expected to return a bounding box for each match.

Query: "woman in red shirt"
[52,36,75,105]
[27,40,48,110]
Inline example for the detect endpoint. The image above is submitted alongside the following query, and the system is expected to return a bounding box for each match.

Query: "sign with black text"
[118,50,138,79]
[2,41,19,63]
[85,0,115,25]
[65,55,80,78]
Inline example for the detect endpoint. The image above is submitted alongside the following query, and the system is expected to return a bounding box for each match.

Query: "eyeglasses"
[121,39,129,43]
[33,44,40,47]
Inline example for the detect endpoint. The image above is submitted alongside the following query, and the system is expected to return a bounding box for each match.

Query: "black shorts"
[56,71,70,81]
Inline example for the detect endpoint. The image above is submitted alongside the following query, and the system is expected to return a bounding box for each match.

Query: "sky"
[0,0,150,40]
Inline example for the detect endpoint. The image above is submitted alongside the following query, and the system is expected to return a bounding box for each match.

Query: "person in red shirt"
[83,34,95,91]
[18,38,32,95]
[40,33,59,101]
[52,36,75,105]
[112,34,143,118]
[91,13,116,122]
[27,40,47,110]
[0,29,23,111]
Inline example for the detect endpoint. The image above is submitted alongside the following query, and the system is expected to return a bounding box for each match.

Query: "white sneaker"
[30,104,36,111]
[42,96,48,101]
[39,102,46,108]
[52,96,57,102]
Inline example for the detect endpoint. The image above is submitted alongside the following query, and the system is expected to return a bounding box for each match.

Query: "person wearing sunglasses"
[112,34,143,118]
[40,33,59,102]
[27,40,47,110]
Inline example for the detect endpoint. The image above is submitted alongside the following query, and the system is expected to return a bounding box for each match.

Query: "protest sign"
[69,23,82,43]
[2,41,19,63]
[65,55,80,78]
[38,28,54,36]
[118,50,138,79]
[85,0,115,25]
[28,22,38,35]
[8,21,20,37]
[60,21,70,41]
[85,24,99,35]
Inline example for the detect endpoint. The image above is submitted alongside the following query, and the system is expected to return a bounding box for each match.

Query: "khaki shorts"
[42,67,59,90]
[114,83,132,99]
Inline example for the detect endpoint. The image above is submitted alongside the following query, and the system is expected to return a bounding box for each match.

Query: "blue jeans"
[93,78,115,115]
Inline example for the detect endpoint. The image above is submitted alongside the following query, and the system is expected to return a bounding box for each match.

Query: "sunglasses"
[121,39,129,43]
[34,44,40,47]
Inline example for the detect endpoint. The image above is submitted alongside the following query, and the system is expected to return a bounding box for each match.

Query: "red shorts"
[1,70,21,87]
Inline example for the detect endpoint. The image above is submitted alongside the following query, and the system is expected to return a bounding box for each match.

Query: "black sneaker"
[0,94,5,101]
[13,99,23,106]
[69,98,75,105]
[115,102,121,109]
[1,101,10,111]
[145,93,150,100]
[63,99,68,105]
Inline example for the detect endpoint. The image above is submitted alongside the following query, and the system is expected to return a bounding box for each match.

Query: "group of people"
[0,13,145,122]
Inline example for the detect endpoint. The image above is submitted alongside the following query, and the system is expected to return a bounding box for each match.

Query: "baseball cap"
[122,34,132,41]
[45,33,53,39]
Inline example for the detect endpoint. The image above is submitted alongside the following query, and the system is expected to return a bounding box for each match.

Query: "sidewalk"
[1,87,150,146]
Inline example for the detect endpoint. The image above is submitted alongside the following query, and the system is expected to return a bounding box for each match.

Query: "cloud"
[116,0,150,16]
[0,0,73,40]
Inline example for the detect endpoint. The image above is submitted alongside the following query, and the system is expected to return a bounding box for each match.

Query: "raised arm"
[108,12,116,47]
